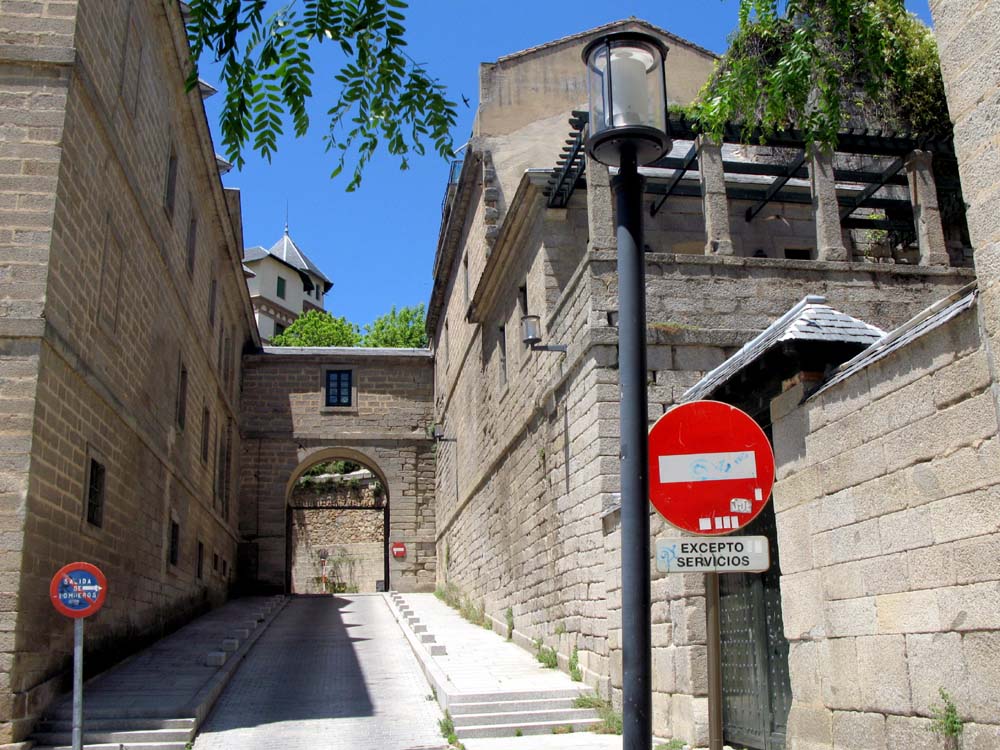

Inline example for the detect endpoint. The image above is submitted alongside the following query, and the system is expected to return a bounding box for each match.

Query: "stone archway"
[239,348,437,594]
[285,449,390,594]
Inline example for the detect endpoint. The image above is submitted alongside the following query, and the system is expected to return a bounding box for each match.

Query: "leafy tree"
[361,304,427,348]
[185,0,457,190]
[270,309,361,346]
[691,0,949,147]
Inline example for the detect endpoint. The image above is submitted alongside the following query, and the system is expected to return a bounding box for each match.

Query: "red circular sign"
[50,562,107,619]
[648,401,775,535]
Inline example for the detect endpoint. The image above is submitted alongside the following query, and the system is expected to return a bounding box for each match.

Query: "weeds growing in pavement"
[928,688,963,748]
[569,646,582,682]
[574,694,623,735]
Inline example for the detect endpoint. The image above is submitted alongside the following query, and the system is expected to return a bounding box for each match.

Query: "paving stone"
[193,596,445,750]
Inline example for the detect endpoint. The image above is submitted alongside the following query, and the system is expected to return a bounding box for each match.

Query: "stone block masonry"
[770,305,1000,746]
[239,348,436,593]
[0,0,257,742]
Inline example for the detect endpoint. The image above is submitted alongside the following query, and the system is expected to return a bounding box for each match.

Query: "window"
[186,210,198,274]
[222,559,229,578]
[164,145,178,218]
[784,247,813,261]
[168,520,179,566]
[463,255,470,308]
[176,362,188,430]
[197,541,204,579]
[208,279,217,324]
[517,285,529,349]
[325,370,352,407]
[213,552,219,572]
[216,421,232,517]
[498,325,507,386]
[276,276,286,299]
[274,322,286,338]
[443,319,449,367]
[201,406,211,462]
[86,458,105,527]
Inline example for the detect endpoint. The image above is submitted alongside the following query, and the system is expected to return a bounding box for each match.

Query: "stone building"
[427,17,983,748]
[243,228,333,343]
[0,0,257,741]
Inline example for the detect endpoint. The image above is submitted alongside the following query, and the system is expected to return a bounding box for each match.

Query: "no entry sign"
[50,562,107,619]
[648,401,774,535]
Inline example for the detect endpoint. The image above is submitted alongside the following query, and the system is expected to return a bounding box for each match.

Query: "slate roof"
[682,295,885,402]
[810,282,978,399]
[243,230,333,291]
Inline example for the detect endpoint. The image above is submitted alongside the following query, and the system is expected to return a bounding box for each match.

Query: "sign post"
[647,401,775,750]
[50,563,107,750]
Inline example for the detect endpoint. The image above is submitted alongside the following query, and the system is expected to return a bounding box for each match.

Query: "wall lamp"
[521,315,567,353]
[431,424,456,442]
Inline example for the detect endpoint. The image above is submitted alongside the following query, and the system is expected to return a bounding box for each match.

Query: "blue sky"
[201,1,933,327]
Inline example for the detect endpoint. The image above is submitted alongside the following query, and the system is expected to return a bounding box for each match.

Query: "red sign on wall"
[648,401,775,536]
[390,542,406,559]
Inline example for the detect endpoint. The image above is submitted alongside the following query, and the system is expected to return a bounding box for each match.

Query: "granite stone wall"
[770,304,1000,750]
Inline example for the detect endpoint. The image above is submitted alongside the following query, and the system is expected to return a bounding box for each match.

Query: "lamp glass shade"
[521,315,542,346]
[583,32,670,166]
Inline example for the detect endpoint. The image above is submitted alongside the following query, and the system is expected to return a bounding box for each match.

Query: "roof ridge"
[495,18,718,65]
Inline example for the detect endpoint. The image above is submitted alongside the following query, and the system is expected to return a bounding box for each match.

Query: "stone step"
[449,697,578,715]
[31,740,189,750]
[456,717,602,739]
[32,728,193,745]
[35,718,195,732]
[453,708,599,728]
[449,688,587,704]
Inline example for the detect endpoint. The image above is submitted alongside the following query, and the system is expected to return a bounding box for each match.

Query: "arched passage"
[284,449,391,594]
[239,348,436,594]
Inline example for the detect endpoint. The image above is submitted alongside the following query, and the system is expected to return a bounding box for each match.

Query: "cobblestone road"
[193,595,446,750]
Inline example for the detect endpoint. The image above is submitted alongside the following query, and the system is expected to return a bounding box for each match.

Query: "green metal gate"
[719,504,792,750]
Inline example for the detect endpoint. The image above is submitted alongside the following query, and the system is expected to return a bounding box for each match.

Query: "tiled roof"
[267,232,333,290]
[682,295,885,402]
[810,282,978,399]
[243,232,333,292]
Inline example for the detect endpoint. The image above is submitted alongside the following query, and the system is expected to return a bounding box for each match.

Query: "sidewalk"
[31,596,286,749]
[386,592,679,750]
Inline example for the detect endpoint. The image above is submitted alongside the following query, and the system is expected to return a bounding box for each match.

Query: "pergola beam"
[745,151,807,222]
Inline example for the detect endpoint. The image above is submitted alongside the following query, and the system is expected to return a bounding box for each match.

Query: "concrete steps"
[448,691,599,739]
[30,596,286,750]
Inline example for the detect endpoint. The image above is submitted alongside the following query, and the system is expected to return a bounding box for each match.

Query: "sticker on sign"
[655,536,770,574]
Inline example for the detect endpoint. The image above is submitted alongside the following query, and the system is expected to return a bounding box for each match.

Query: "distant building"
[243,229,334,341]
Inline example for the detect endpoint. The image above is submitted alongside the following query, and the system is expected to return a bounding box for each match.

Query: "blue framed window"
[326,370,352,407]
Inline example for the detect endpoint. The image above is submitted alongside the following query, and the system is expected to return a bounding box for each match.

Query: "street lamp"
[582,30,671,750]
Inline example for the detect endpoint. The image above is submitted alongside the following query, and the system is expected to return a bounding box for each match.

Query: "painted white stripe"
[699,518,712,531]
[658,451,758,483]
[730,515,739,528]
[754,487,763,502]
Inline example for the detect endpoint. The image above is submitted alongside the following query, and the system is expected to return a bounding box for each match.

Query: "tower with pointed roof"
[243,228,334,342]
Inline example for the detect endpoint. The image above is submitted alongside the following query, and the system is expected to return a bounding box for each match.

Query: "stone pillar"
[929,0,1000,420]
[809,146,848,261]
[905,150,949,266]
[586,155,616,251]
[697,136,734,256]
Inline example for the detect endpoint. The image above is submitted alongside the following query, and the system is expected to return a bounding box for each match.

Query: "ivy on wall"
[690,0,950,146]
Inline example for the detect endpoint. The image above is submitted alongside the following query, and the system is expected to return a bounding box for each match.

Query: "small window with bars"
[325,369,353,407]
[168,520,180,567]
[86,458,105,527]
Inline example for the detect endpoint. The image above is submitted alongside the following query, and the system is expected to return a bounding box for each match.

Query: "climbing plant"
[184,0,457,190]
[690,0,950,146]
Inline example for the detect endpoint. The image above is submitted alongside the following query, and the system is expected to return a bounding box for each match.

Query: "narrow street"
[193,596,446,750]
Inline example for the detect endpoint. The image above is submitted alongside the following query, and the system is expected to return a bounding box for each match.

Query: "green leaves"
[268,304,428,348]
[691,0,949,147]
[185,0,457,187]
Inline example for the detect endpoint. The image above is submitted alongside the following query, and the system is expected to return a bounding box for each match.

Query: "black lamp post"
[582,31,671,750]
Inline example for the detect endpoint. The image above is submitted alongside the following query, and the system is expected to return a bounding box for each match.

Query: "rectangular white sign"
[655,536,770,574]
[658,451,758,484]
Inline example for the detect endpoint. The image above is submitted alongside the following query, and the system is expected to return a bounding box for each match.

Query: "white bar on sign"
[699,518,712,531]
[658,451,758,483]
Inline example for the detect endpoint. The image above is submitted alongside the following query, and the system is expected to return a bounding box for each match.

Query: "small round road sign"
[648,400,775,535]
[50,562,107,619]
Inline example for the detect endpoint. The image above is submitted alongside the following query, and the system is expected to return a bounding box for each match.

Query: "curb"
[183,595,289,727]
[381,593,458,712]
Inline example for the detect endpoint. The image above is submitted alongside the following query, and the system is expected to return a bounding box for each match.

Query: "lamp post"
[582,31,671,750]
